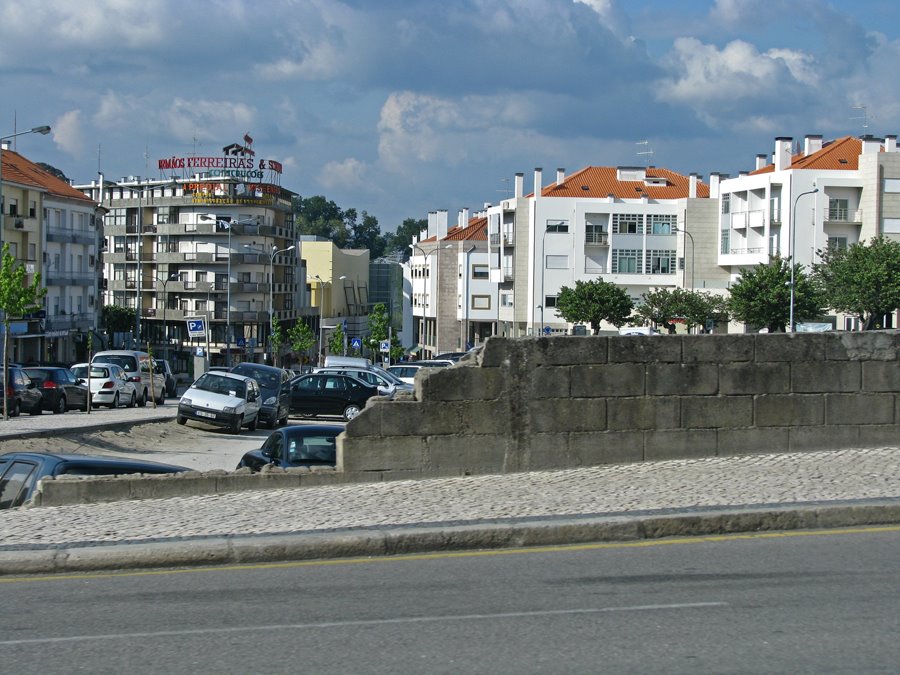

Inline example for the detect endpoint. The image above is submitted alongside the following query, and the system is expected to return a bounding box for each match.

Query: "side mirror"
[261,448,273,459]
[77,378,87,385]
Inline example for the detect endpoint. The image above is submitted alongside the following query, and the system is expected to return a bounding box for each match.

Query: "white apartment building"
[719,133,900,330]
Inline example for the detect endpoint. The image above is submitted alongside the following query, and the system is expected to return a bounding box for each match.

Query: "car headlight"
[181,397,192,406]
[223,405,236,414]
[264,396,276,406]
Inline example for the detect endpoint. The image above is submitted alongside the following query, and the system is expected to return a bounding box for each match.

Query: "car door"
[289,375,320,414]
[318,374,351,415]
[60,369,88,409]
[18,371,41,412]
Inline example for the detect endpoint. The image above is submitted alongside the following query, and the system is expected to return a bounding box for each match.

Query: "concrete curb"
[2,499,897,575]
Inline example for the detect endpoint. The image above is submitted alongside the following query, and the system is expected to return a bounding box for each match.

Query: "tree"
[36,162,69,182]
[347,210,385,258]
[813,236,900,330]
[637,287,728,332]
[328,324,345,356]
[0,244,47,419]
[293,195,349,246]
[555,279,634,333]
[286,320,315,363]
[270,315,284,367]
[365,302,402,362]
[384,217,427,260]
[101,304,135,335]
[728,256,823,332]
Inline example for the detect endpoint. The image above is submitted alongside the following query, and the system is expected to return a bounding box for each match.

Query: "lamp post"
[268,244,294,365]
[0,125,51,255]
[673,225,695,291]
[789,188,819,332]
[311,275,329,366]
[156,272,178,365]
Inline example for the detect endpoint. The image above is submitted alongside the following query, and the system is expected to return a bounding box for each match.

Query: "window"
[543,295,558,308]
[585,223,607,244]
[546,219,568,233]
[472,264,489,279]
[29,201,36,218]
[647,250,676,274]
[721,229,730,254]
[471,295,491,310]
[612,213,642,234]
[649,214,676,235]
[827,236,848,251]
[612,249,640,273]
[6,198,18,216]
[500,292,513,307]
[722,194,730,214]
[545,255,568,269]
[828,198,849,221]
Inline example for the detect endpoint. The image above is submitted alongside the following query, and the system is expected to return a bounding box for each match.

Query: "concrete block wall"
[339,331,899,477]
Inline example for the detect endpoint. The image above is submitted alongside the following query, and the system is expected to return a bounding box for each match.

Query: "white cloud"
[52,109,85,156]
[319,158,369,191]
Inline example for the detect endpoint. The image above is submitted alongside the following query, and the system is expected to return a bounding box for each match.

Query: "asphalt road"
[2,526,897,674]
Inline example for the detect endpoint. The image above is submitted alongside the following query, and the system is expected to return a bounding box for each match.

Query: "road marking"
[0,602,728,646]
[2,524,898,584]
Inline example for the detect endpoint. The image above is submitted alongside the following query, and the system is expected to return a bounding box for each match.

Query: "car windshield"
[284,432,337,464]
[196,374,246,398]
[232,366,280,392]
[101,355,138,372]
[375,368,405,385]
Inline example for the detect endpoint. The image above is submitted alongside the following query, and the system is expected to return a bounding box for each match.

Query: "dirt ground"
[0,421,274,472]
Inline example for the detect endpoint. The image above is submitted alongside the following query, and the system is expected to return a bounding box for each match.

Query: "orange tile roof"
[1,149,95,203]
[537,166,709,199]
[445,216,487,241]
[750,136,862,174]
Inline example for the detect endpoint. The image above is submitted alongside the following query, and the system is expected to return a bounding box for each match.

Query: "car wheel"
[267,416,277,429]
[343,404,361,421]
[9,400,20,417]
[109,392,119,409]
[156,390,165,405]
[248,415,258,432]
[138,389,148,407]
[279,415,288,427]
[230,415,243,435]
[54,396,67,414]
[177,415,186,425]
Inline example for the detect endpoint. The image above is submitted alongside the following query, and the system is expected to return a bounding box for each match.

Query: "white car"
[177,371,261,434]
[70,362,139,409]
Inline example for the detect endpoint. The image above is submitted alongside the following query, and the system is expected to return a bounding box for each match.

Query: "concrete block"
[644,429,717,460]
[754,334,826,362]
[754,394,825,427]
[719,362,790,395]
[792,362,861,393]
[646,363,718,396]
[528,397,606,432]
[126,474,219,500]
[826,393,895,425]
[531,336,609,366]
[609,335,683,363]
[607,397,680,431]
[857,424,900,448]
[479,337,528,368]
[568,430,644,465]
[681,396,753,429]
[366,400,460,436]
[530,366,571,399]
[456,399,513,436]
[790,425,860,451]
[521,432,572,471]
[340,435,426,472]
[571,363,645,397]
[683,335,755,363]
[419,367,506,402]
[426,434,510,475]
[343,399,383,435]
[717,427,790,456]
[826,331,899,361]
[862,361,900,392]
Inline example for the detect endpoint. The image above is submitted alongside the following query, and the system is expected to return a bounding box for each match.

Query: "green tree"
[0,244,47,419]
[347,209,386,258]
[270,315,284,366]
[286,320,316,363]
[328,324,345,356]
[637,287,727,332]
[728,256,823,332]
[555,279,634,333]
[364,302,402,362]
[384,217,427,260]
[293,195,349,246]
[813,236,900,330]
[101,304,135,334]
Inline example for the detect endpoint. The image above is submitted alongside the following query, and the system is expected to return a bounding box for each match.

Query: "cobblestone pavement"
[1,447,897,550]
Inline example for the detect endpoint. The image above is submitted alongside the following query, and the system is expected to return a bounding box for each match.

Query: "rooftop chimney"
[436,209,449,239]
[884,135,897,153]
[804,134,823,156]
[709,172,721,199]
[514,172,524,198]
[755,154,768,171]
[534,168,543,198]
[556,168,565,185]
[774,137,793,172]
[689,173,698,199]
[461,207,470,227]
[861,135,883,154]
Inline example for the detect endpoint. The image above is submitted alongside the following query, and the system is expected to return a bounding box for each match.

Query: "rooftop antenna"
[851,104,869,134]
[497,177,511,198]
[636,140,654,166]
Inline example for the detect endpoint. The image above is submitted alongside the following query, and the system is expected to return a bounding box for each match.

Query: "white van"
[323,355,372,369]
[91,350,166,406]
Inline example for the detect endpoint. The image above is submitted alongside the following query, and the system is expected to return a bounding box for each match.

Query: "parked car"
[0,452,189,509]
[312,365,413,398]
[2,366,43,417]
[177,371,261,434]
[386,361,451,385]
[230,362,291,429]
[23,367,90,414]
[154,359,178,397]
[236,424,343,471]
[433,352,469,362]
[91,350,165,406]
[288,372,379,421]
[70,362,138,409]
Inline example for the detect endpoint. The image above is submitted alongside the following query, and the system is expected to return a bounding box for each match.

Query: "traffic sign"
[380,340,390,353]
[236,336,246,347]
[351,337,362,350]
[185,316,207,338]
[543,325,552,335]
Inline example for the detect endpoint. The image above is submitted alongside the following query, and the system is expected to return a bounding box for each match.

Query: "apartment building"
[1,148,102,364]
[76,148,300,370]
[719,133,900,329]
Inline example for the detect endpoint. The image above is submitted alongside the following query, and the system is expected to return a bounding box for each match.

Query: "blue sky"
[2,0,899,232]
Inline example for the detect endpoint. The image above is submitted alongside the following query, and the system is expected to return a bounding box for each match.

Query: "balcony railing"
[585,232,609,246]
[826,208,862,223]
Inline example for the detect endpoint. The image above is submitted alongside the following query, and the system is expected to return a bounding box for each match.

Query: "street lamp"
[268,244,294,365]
[156,272,178,365]
[0,125,51,255]
[673,225,695,291]
[789,188,819,332]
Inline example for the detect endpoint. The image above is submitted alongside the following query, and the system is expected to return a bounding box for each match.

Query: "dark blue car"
[236,424,343,471]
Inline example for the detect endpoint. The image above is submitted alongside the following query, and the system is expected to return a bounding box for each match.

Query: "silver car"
[70,362,138,409]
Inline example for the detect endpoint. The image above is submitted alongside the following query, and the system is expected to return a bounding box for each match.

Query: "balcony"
[825,207,862,224]
[585,232,609,246]
[46,226,96,245]
[45,271,97,287]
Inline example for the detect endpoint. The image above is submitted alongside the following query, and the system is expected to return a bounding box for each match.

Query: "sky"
[2,0,900,233]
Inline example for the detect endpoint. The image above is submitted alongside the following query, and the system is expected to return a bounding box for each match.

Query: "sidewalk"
[0,402,176,440]
[1,446,897,575]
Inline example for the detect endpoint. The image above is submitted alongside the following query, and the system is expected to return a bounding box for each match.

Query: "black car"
[0,452,190,509]
[288,373,378,421]
[230,362,291,429]
[24,367,90,414]
[236,424,343,471]
[3,366,43,417]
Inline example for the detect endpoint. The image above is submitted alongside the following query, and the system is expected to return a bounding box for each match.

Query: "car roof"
[0,452,189,472]
[232,362,281,373]
[203,370,253,383]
